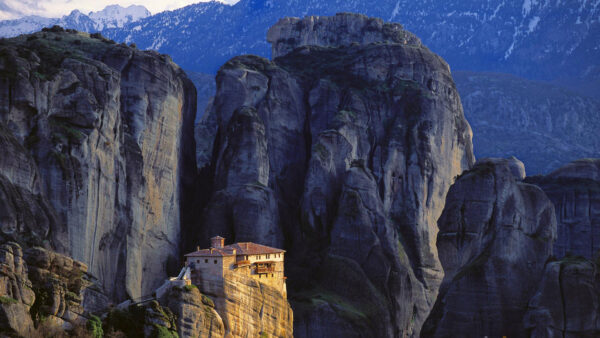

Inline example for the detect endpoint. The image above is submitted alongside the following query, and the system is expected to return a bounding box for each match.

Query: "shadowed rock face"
[0,29,196,302]
[422,158,556,337]
[194,13,474,336]
[0,123,63,250]
[524,256,600,337]
[526,159,600,259]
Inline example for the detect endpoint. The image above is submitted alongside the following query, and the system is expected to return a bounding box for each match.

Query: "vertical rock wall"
[525,159,600,259]
[0,29,196,301]
[422,158,556,337]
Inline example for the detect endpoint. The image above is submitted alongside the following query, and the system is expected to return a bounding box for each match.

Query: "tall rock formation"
[194,13,474,336]
[0,27,196,301]
[526,159,600,259]
[422,158,556,337]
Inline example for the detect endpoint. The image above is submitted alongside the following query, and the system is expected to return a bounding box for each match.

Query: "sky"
[0,0,239,20]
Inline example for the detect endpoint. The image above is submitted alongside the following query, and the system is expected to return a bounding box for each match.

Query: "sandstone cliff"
[0,242,35,336]
[191,272,292,337]
[0,27,196,301]
[526,159,600,259]
[0,242,89,336]
[164,286,225,338]
[422,158,556,336]
[194,13,474,336]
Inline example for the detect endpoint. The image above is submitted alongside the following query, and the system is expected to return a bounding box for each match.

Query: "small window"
[196,259,199,263]
[214,260,217,264]
[266,254,270,259]
[205,259,208,263]
[271,274,274,277]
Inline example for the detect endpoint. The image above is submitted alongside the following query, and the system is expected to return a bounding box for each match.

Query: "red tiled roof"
[184,242,284,257]
[226,242,285,255]
[184,247,235,257]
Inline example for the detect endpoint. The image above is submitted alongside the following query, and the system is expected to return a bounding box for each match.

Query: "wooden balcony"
[256,266,275,274]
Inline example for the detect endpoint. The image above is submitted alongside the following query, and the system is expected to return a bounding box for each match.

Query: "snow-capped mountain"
[0,4,150,37]
[88,5,151,30]
[101,0,599,88]
[0,15,56,38]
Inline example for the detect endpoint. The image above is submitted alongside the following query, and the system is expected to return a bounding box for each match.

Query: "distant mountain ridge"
[454,71,600,174]
[1,0,597,89]
[97,0,599,87]
[0,4,150,37]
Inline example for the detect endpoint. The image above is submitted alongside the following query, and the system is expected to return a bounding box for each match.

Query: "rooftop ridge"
[185,239,285,257]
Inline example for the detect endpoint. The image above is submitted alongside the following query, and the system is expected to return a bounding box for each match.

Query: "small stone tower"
[211,236,225,248]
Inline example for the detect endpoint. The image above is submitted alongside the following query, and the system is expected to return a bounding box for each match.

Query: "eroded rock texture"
[0,242,35,336]
[194,13,473,336]
[0,242,89,335]
[422,158,556,337]
[0,29,196,302]
[194,272,293,337]
[164,286,225,338]
[526,159,600,259]
[524,256,600,337]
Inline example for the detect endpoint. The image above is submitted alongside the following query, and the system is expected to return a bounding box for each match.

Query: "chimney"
[211,236,225,248]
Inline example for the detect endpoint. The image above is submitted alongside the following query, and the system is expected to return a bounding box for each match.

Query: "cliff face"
[0,28,197,301]
[192,272,293,337]
[526,159,600,259]
[422,158,556,336]
[0,122,63,250]
[164,286,225,338]
[194,13,474,336]
[525,256,600,337]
